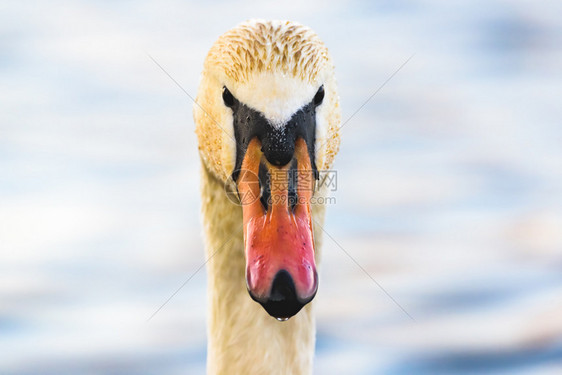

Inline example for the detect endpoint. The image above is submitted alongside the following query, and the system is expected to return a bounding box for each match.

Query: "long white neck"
[200,163,325,375]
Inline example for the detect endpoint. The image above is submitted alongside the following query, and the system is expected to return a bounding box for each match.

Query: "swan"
[193,20,341,374]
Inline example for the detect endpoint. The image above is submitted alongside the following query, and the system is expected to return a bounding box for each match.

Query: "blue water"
[1,0,561,374]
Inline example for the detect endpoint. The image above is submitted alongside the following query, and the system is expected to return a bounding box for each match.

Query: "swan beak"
[238,137,317,320]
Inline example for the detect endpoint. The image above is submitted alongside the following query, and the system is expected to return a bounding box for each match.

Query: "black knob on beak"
[261,128,295,166]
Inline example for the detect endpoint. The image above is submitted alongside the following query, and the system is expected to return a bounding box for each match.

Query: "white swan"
[194,20,341,374]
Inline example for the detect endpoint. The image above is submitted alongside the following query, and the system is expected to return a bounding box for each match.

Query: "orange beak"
[237,137,317,320]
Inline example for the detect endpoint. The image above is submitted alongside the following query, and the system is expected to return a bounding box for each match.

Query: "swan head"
[195,20,340,320]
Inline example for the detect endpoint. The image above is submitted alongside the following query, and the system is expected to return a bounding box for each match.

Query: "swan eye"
[313,85,324,106]
[222,86,235,107]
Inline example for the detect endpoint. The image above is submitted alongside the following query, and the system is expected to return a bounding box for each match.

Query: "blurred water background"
[1,0,561,374]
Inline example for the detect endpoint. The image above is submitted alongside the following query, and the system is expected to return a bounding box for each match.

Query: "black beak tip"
[249,270,316,320]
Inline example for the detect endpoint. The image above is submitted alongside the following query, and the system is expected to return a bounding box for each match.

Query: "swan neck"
[200,164,316,375]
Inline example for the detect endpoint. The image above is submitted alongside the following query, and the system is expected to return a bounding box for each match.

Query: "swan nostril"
[288,158,298,211]
[257,159,299,213]
[258,162,270,211]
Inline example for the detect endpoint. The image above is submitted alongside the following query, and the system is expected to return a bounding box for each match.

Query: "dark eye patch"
[223,86,235,107]
[313,85,324,106]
